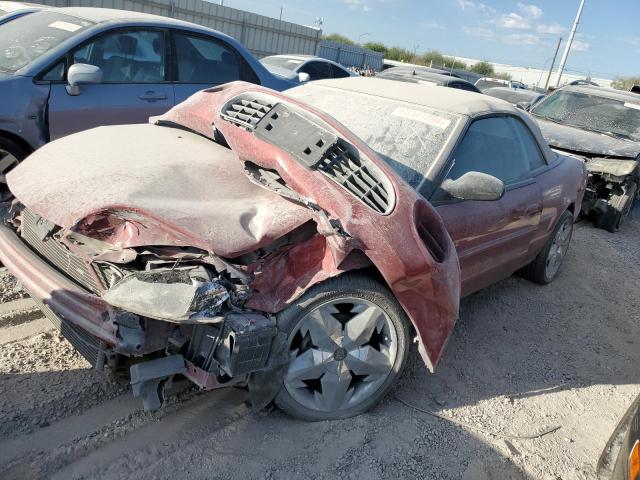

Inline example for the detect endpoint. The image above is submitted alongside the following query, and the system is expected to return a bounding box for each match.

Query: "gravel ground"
[0,215,638,480]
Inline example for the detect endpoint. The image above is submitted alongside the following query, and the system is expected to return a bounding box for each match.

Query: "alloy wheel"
[0,149,19,202]
[545,217,573,280]
[284,298,398,413]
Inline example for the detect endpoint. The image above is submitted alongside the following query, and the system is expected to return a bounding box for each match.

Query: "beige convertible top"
[310,77,519,117]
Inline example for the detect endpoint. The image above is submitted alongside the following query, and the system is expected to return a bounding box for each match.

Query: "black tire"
[0,137,27,202]
[596,182,637,233]
[521,209,574,285]
[274,273,411,421]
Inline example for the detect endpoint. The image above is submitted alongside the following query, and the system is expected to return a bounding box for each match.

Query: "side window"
[331,63,350,78]
[510,118,547,170]
[71,30,166,83]
[40,60,65,81]
[299,61,331,80]
[445,116,532,185]
[174,32,241,84]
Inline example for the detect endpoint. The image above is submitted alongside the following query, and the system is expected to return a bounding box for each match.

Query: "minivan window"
[0,11,93,73]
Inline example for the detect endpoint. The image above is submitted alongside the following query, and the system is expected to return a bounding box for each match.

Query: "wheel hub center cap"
[333,347,348,361]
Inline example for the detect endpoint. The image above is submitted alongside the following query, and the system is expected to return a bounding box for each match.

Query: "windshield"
[0,11,93,73]
[287,84,461,188]
[260,56,304,71]
[531,90,640,142]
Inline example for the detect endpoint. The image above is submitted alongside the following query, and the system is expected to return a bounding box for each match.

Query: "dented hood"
[535,117,640,158]
[7,124,313,257]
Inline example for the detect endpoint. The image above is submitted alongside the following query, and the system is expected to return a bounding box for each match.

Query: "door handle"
[139,91,167,101]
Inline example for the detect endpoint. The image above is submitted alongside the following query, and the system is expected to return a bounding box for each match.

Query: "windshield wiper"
[575,125,634,142]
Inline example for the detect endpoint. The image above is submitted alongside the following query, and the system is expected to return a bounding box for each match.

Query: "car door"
[298,61,332,81]
[433,115,545,297]
[172,30,259,105]
[47,28,174,141]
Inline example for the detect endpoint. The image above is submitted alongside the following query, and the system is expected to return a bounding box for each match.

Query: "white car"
[260,54,356,83]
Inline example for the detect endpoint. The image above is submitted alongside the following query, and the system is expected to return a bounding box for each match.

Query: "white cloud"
[503,33,540,45]
[343,0,361,10]
[518,2,543,19]
[458,0,496,14]
[536,23,565,34]
[458,0,475,11]
[499,12,531,29]
[420,21,443,29]
[571,40,590,52]
[462,26,495,38]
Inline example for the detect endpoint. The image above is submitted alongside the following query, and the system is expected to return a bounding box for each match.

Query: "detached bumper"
[0,222,117,346]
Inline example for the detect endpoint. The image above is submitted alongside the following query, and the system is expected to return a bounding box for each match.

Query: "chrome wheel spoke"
[286,349,331,385]
[0,153,16,173]
[300,306,342,352]
[343,305,385,349]
[318,362,352,410]
[344,346,392,378]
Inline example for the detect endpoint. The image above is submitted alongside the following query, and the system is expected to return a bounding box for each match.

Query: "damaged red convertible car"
[0,78,586,420]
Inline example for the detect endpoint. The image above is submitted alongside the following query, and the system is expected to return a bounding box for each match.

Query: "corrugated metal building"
[31,0,322,58]
[318,40,384,71]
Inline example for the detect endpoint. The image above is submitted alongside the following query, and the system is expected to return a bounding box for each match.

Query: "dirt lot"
[0,213,638,480]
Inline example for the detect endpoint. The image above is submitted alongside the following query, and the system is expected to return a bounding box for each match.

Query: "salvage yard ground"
[0,213,639,480]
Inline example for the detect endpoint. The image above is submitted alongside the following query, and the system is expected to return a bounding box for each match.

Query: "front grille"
[21,209,101,293]
[318,142,392,214]
[222,97,274,130]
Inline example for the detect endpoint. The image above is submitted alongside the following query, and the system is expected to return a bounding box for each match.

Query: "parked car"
[0,78,586,420]
[0,7,294,198]
[483,86,544,107]
[260,54,356,82]
[382,65,462,79]
[597,394,640,480]
[0,1,45,25]
[529,84,640,231]
[377,69,480,93]
[475,77,527,91]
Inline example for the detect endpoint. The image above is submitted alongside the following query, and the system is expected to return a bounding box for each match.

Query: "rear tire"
[0,137,27,202]
[596,182,637,233]
[274,273,411,421]
[521,210,574,285]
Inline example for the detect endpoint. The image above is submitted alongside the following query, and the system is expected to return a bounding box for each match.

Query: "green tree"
[363,42,387,53]
[418,50,467,70]
[323,33,355,45]
[611,76,640,91]
[470,61,495,76]
[494,71,513,81]
[385,46,414,62]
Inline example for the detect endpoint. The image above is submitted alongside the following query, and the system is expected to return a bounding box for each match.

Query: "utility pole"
[544,37,563,90]
[279,6,283,21]
[555,0,586,87]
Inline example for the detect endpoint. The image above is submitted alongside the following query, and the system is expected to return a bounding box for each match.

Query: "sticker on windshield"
[624,102,640,111]
[392,107,451,129]
[48,21,82,32]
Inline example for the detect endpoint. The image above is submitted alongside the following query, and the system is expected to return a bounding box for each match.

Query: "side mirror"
[516,101,531,111]
[66,63,102,96]
[441,171,505,201]
[297,72,310,83]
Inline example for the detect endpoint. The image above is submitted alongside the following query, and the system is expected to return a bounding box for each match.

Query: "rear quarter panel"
[530,153,587,256]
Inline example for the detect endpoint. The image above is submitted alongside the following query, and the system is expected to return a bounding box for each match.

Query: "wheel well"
[0,130,34,155]
[567,202,575,215]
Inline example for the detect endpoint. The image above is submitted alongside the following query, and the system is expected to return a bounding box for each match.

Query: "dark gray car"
[530,85,640,231]
[376,69,480,93]
[0,7,294,199]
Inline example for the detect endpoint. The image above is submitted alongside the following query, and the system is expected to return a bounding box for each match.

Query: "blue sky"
[220,0,639,78]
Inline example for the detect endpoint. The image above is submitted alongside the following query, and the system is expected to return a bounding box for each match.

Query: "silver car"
[0,7,295,199]
[260,54,356,83]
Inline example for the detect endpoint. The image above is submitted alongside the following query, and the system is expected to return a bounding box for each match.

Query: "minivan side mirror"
[298,72,310,83]
[441,171,505,201]
[516,101,531,111]
[66,63,102,96]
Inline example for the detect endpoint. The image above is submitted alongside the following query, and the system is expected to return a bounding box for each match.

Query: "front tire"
[0,138,27,202]
[274,273,411,421]
[521,210,574,285]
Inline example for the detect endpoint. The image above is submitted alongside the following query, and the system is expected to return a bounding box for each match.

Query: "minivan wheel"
[274,274,411,421]
[0,138,26,202]
[521,210,574,285]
